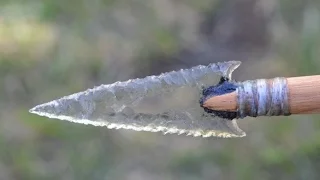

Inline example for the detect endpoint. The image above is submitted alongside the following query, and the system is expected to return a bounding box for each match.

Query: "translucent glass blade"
[30,61,245,138]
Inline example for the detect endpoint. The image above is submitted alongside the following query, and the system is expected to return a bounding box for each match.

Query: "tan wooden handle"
[202,75,320,116]
[287,75,320,114]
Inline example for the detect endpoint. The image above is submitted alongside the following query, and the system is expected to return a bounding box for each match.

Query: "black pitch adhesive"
[200,77,239,120]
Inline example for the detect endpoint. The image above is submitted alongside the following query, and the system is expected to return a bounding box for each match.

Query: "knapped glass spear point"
[29,61,246,138]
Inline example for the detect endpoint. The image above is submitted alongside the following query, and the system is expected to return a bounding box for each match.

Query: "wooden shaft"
[287,75,320,114]
[202,75,320,115]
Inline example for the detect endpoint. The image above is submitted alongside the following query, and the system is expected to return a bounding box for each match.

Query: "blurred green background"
[1,0,320,179]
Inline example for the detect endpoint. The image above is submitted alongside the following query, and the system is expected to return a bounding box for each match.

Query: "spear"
[29,61,320,138]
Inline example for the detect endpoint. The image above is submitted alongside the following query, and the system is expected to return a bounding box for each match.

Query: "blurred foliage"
[1,0,320,179]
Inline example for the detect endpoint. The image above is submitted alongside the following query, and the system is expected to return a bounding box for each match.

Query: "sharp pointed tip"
[28,100,59,117]
[28,97,78,121]
[29,105,42,115]
[29,107,35,114]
